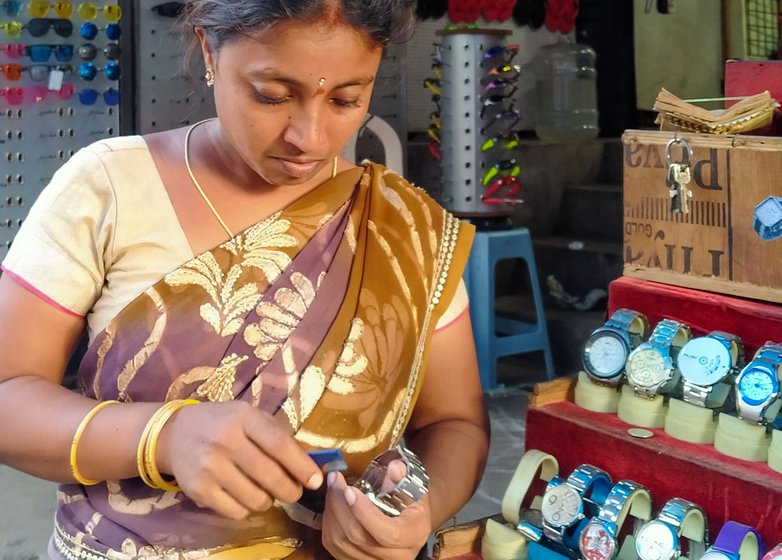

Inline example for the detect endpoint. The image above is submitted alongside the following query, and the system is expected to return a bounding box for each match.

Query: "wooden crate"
[622,129,782,303]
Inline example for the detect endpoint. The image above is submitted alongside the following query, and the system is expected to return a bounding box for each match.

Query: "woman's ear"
[194,26,216,73]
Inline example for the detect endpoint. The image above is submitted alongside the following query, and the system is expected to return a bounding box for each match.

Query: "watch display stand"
[574,371,620,413]
[617,385,667,428]
[714,413,770,462]
[481,519,527,560]
[616,534,639,560]
[767,430,782,473]
[664,398,718,444]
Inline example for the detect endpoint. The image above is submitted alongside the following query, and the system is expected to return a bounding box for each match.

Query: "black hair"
[182,0,417,53]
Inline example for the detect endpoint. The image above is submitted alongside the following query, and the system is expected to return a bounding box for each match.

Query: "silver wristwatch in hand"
[353,444,429,517]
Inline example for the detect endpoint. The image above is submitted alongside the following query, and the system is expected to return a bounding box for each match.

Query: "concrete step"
[553,182,623,243]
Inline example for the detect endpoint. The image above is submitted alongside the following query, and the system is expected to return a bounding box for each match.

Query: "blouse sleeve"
[1,143,116,317]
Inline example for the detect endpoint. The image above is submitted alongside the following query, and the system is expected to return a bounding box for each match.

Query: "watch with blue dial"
[735,342,782,425]
[679,331,744,409]
[541,464,612,550]
[635,497,708,560]
[701,521,764,560]
[583,309,650,387]
[578,479,652,560]
[626,319,692,398]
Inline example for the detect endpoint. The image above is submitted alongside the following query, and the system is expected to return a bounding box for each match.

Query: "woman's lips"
[275,158,322,178]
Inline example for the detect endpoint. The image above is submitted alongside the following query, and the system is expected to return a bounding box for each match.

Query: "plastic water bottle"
[532,37,599,143]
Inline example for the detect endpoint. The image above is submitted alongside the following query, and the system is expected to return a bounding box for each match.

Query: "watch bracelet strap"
[658,497,708,548]
[649,319,691,354]
[709,331,745,367]
[682,379,732,409]
[354,444,429,517]
[566,464,611,506]
[607,309,650,348]
[712,521,763,560]
[597,480,652,531]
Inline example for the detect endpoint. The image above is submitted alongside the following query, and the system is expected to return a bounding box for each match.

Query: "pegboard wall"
[1,0,132,260]
[133,0,215,133]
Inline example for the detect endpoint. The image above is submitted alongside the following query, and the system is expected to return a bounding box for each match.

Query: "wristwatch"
[635,497,708,560]
[679,331,744,408]
[578,479,652,560]
[583,309,650,387]
[353,444,429,517]
[626,319,692,398]
[753,196,782,241]
[735,342,782,425]
[763,543,782,560]
[540,464,612,550]
[701,521,764,560]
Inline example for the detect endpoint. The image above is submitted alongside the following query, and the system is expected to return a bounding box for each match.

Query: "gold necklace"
[183,118,340,239]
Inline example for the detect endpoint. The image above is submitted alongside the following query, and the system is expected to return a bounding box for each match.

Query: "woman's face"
[201,19,384,187]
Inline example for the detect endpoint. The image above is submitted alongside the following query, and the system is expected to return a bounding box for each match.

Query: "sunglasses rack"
[430,28,523,216]
[134,0,215,133]
[0,0,130,259]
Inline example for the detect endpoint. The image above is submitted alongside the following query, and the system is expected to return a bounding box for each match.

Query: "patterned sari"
[51,163,474,560]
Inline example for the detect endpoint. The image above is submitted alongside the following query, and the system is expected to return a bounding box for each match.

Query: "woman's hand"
[321,471,432,560]
[156,400,323,520]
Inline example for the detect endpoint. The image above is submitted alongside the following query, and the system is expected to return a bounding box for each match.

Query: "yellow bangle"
[137,399,200,492]
[69,400,119,486]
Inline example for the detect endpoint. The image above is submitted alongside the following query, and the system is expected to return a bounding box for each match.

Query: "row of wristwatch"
[581,309,782,425]
[516,463,769,560]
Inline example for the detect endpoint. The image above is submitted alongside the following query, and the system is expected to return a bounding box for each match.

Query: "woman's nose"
[282,106,324,152]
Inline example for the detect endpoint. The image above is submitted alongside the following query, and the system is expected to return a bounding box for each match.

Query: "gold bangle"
[69,400,119,486]
[137,399,200,492]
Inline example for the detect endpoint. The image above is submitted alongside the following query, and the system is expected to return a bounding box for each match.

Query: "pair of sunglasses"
[25,43,73,62]
[1,62,72,81]
[16,18,74,38]
[78,60,120,80]
[423,78,441,97]
[0,42,25,57]
[479,90,518,118]
[483,44,520,62]
[1,84,73,105]
[80,21,120,40]
[1,0,22,16]
[76,2,121,21]
[481,132,521,152]
[78,86,119,106]
[78,41,120,61]
[481,158,521,186]
[151,1,184,18]
[27,0,74,18]
[482,175,522,206]
[480,108,521,135]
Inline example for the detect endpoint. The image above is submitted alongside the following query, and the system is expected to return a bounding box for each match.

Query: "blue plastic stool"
[464,228,555,390]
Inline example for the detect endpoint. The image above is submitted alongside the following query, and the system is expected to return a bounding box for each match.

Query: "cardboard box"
[622,129,782,303]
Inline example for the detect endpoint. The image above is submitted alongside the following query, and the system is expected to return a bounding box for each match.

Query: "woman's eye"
[332,98,362,108]
[253,91,288,105]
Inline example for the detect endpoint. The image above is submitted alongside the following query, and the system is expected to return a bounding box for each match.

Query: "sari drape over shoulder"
[53,163,475,560]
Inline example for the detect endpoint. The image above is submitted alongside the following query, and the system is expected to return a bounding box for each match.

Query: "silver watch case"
[626,343,676,398]
[353,444,429,517]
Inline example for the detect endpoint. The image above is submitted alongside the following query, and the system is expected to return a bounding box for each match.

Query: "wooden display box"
[622,130,782,303]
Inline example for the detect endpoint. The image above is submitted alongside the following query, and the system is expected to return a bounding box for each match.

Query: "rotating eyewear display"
[77,41,120,60]
[25,43,73,61]
[481,158,520,186]
[78,60,119,80]
[78,86,119,106]
[79,21,120,40]
[482,175,522,206]
[150,1,183,17]
[28,0,74,18]
[0,42,25,58]
[76,2,120,21]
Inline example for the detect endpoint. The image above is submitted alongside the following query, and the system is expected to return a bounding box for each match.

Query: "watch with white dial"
[762,542,782,560]
[583,309,650,387]
[578,479,652,560]
[679,331,744,409]
[541,464,612,550]
[735,342,782,425]
[626,319,692,398]
[635,497,708,560]
[701,521,764,560]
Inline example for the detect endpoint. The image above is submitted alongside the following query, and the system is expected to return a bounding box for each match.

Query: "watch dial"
[579,520,616,560]
[541,484,582,528]
[738,367,777,406]
[585,333,628,378]
[678,337,731,385]
[701,552,732,560]
[627,348,668,386]
[635,521,677,560]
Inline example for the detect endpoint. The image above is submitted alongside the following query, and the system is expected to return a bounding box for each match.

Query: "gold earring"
[205,68,215,87]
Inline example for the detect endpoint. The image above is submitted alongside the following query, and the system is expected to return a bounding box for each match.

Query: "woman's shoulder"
[365,162,450,213]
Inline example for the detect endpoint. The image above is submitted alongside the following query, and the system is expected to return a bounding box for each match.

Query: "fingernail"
[306,472,323,490]
[326,471,337,488]
[345,486,357,506]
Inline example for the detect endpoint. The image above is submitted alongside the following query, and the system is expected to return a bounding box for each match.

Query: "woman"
[0,1,489,558]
